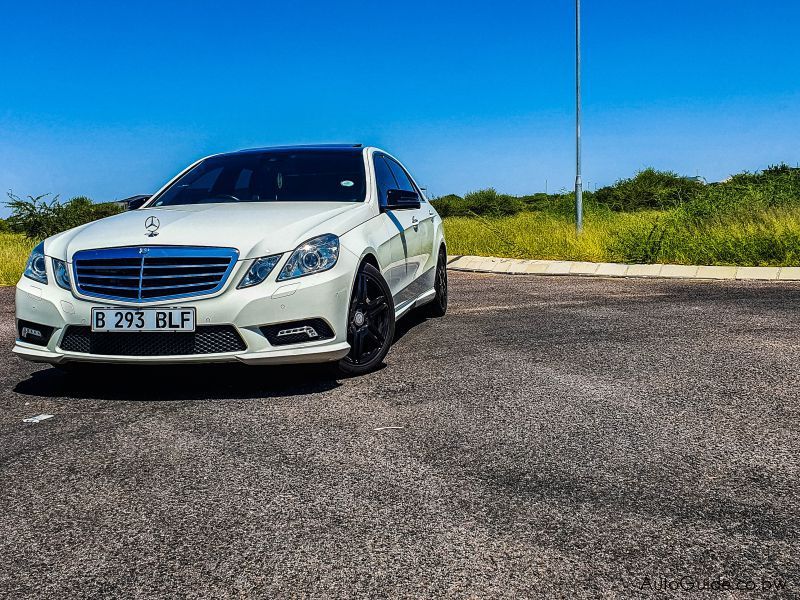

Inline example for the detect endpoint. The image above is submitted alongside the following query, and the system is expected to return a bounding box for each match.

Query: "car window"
[151,150,367,206]
[373,154,398,207]
[235,169,253,191]
[190,167,223,191]
[385,158,416,194]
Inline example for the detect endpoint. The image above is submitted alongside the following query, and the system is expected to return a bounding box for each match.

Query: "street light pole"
[575,0,583,233]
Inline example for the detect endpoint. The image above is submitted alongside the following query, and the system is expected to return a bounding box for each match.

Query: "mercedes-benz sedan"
[14,145,448,375]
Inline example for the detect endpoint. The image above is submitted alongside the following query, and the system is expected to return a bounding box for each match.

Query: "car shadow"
[393,308,432,344]
[11,309,434,401]
[13,362,343,401]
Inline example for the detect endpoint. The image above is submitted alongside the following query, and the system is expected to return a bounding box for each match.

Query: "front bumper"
[13,253,356,366]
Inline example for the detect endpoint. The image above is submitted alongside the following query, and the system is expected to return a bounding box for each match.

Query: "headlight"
[53,258,71,290]
[277,234,339,281]
[23,242,47,284]
[237,254,282,288]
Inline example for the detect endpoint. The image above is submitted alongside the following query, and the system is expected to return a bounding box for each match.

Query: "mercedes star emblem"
[144,215,160,237]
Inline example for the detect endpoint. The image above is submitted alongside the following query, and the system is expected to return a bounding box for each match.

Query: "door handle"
[411,216,419,231]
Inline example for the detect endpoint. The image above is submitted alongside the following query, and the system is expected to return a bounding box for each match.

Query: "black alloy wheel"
[424,246,448,317]
[338,263,395,375]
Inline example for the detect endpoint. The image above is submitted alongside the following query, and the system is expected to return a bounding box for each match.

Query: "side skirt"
[393,266,436,319]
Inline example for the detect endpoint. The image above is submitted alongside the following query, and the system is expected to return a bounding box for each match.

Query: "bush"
[6,192,124,240]
[440,164,800,266]
[464,189,526,217]
[519,192,555,211]
[429,194,464,218]
[594,168,705,211]
[608,165,800,265]
[431,188,526,218]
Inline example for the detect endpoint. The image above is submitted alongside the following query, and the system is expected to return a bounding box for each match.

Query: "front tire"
[338,263,395,376]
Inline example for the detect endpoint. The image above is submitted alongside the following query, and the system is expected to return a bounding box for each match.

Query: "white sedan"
[14,145,448,375]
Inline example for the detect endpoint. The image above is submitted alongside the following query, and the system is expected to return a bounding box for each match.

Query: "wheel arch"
[359,252,380,271]
[345,250,382,310]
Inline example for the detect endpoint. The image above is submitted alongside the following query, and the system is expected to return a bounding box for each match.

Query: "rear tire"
[424,246,448,318]
[338,263,396,376]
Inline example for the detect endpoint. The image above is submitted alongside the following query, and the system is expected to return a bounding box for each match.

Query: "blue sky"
[1,0,798,215]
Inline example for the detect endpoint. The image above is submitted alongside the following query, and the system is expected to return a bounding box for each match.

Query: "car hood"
[45,201,373,261]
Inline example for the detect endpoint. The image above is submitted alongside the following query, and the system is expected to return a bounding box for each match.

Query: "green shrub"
[463,188,526,216]
[609,165,800,264]
[440,164,800,266]
[429,194,464,218]
[431,188,526,218]
[519,192,560,212]
[594,168,705,211]
[6,192,124,240]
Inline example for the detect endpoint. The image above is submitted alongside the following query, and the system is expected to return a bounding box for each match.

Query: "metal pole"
[575,0,583,233]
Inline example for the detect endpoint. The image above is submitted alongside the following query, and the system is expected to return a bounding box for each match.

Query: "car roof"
[227,144,365,156]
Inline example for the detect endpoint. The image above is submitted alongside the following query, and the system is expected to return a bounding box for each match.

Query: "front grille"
[72,246,239,302]
[59,325,246,356]
[261,319,335,346]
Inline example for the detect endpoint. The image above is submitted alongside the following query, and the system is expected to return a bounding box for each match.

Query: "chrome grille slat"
[72,246,239,302]
[79,274,141,280]
[78,264,142,269]
[141,272,227,280]
[141,281,219,290]
[81,283,141,291]
[143,263,231,269]
[78,258,141,264]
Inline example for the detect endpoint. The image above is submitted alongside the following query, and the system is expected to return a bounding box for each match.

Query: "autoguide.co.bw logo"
[638,574,787,593]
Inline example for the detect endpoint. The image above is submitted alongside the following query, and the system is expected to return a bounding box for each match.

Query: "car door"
[373,153,415,299]
[384,157,435,282]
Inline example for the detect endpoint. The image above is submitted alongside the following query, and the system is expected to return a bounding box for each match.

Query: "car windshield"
[150,149,366,206]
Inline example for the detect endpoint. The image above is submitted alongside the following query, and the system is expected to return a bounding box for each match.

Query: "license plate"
[91,308,196,332]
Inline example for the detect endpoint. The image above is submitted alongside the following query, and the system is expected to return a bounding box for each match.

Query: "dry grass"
[0,233,35,285]
[443,210,662,262]
[444,205,800,266]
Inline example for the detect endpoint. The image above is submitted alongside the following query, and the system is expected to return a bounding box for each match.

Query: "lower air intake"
[59,325,246,356]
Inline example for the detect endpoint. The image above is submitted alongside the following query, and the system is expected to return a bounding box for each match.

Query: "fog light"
[260,319,335,346]
[17,320,54,346]
[277,326,319,339]
[22,326,42,338]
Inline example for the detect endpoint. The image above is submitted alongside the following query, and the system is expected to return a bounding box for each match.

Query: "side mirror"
[384,189,421,211]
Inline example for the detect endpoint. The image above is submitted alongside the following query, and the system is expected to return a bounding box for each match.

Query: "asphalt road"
[1,273,799,598]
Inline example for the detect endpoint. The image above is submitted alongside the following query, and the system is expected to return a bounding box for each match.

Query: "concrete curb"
[447,255,800,281]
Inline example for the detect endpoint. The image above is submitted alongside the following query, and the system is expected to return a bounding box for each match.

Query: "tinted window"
[373,155,398,207]
[190,167,223,191]
[234,169,253,191]
[385,158,416,193]
[152,150,366,206]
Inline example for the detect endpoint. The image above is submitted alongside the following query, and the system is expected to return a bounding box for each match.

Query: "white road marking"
[23,414,54,424]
